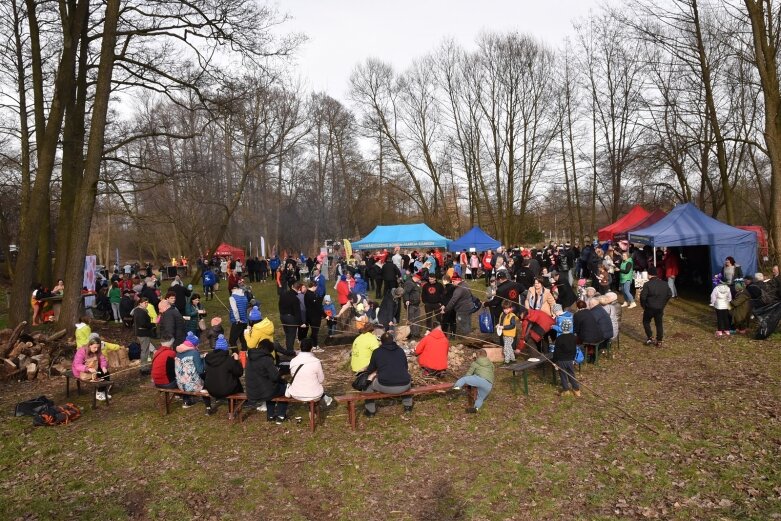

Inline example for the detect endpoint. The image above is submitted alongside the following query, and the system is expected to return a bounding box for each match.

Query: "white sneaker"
[628,302,637,309]
[256,404,267,412]
[95,392,106,401]
[312,347,325,353]
[621,302,628,308]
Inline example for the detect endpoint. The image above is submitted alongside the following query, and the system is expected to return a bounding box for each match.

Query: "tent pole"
[654,247,657,267]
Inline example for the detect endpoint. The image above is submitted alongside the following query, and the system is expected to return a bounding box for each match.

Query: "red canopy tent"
[597,205,650,242]
[613,209,667,241]
[736,225,769,258]
[213,242,246,263]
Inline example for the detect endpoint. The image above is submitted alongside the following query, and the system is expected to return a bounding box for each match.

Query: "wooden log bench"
[334,382,477,430]
[65,374,113,409]
[226,393,321,432]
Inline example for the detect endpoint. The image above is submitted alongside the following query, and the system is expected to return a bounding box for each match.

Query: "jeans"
[280,315,298,351]
[407,304,421,337]
[138,336,152,363]
[265,382,288,419]
[155,381,178,390]
[455,312,472,335]
[424,303,441,330]
[667,276,677,298]
[309,321,321,347]
[621,280,634,304]
[558,360,579,391]
[364,380,412,413]
[642,307,665,341]
[454,375,493,409]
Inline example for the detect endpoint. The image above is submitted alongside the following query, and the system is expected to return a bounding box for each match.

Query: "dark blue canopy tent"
[448,226,501,252]
[629,203,757,276]
[351,223,450,250]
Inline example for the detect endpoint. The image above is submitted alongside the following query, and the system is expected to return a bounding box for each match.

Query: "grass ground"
[0,278,779,520]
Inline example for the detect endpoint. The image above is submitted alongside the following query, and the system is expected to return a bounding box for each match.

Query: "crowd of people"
[64,240,781,418]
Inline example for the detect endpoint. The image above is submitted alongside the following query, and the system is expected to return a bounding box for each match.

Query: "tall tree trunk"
[744,0,781,262]
[58,0,120,333]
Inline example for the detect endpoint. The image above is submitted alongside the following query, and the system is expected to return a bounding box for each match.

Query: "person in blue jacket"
[202,268,217,301]
[353,273,368,298]
[269,255,281,280]
[313,268,327,298]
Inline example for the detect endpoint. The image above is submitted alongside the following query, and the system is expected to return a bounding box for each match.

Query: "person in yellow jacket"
[350,323,380,373]
[497,300,519,365]
[75,318,92,348]
[244,306,274,349]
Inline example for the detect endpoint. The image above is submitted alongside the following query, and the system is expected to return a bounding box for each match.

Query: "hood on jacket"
[426,328,447,341]
[205,349,230,368]
[380,341,400,352]
[598,292,618,305]
[247,348,273,362]
[475,356,494,370]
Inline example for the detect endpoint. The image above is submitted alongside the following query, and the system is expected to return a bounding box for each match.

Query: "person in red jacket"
[663,247,680,298]
[414,322,450,376]
[151,337,177,389]
[336,274,351,306]
[518,307,556,353]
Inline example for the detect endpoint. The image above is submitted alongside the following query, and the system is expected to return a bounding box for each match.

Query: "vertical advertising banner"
[83,255,97,291]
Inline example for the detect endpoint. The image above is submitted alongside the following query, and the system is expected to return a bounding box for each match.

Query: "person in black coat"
[588,299,614,343]
[158,300,186,346]
[378,287,403,331]
[304,281,324,348]
[168,279,192,315]
[245,339,288,422]
[140,280,159,311]
[279,282,304,350]
[204,335,243,400]
[551,319,581,396]
[552,270,577,309]
[363,332,412,416]
[381,261,401,296]
[639,266,672,346]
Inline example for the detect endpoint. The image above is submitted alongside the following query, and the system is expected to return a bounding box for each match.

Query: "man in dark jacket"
[381,260,401,296]
[132,297,155,372]
[421,273,445,331]
[304,281,324,349]
[441,274,474,335]
[168,279,191,315]
[639,266,673,347]
[279,282,304,350]
[489,271,525,325]
[204,334,243,404]
[378,287,403,331]
[403,272,423,338]
[245,339,288,423]
[363,332,412,417]
[588,299,614,343]
[551,270,577,309]
[140,279,159,311]
[158,299,186,346]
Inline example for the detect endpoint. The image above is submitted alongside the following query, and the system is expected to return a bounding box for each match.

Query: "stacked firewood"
[0,322,70,381]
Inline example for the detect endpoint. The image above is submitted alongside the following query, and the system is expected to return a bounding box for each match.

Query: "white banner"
[83,255,97,291]
[261,236,266,258]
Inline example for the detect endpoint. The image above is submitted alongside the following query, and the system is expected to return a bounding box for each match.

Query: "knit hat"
[185,331,200,346]
[552,304,563,316]
[413,272,422,280]
[87,332,101,344]
[214,334,229,351]
[354,273,361,279]
[210,316,222,327]
[248,305,262,322]
[340,274,347,281]
[451,273,462,282]
[158,300,171,312]
[323,295,331,303]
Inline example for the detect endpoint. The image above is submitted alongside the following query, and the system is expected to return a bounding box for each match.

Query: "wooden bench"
[65,374,113,409]
[335,383,477,430]
[227,393,321,432]
[151,386,210,416]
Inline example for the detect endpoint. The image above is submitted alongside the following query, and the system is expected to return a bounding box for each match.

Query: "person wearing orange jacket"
[414,322,450,376]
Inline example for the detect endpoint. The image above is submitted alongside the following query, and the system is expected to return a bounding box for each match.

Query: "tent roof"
[213,242,245,261]
[597,205,650,242]
[629,203,756,246]
[613,209,667,241]
[448,226,501,252]
[351,223,450,250]
[629,202,757,277]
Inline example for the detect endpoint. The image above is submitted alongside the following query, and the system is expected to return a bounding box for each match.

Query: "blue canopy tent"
[351,223,450,250]
[448,226,500,252]
[629,203,757,276]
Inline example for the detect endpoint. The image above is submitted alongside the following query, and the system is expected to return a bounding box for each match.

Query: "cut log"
[45,329,67,343]
[0,358,17,377]
[26,362,38,380]
[8,341,31,361]
[29,343,43,356]
[0,321,27,359]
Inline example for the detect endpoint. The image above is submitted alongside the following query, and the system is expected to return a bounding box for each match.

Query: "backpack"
[15,395,54,417]
[470,296,482,314]
[33,403,81,426]
[128,342,141,360]
[478,308,494,333]
[175,355,204,392]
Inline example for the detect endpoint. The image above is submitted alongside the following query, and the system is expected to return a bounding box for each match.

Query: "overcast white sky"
[279,0,601,101]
